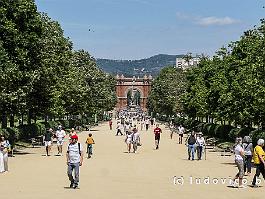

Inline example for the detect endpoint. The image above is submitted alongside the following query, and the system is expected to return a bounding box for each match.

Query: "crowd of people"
[1,110,265,191]
[232,136,265,188]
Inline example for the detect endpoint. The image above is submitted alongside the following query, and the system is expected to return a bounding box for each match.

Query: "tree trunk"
[10,114,14,127]
[27,110,32,125]
[1,111,8,129]
[21,114,24,125]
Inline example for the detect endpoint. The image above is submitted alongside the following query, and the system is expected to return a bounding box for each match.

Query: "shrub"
[19,123,43,139]
[202,123,216,136]
[237,127,253,138]
[214,125,234,140]
[5,127,22,146]
[250,130,265,147]
[228,128,240,141]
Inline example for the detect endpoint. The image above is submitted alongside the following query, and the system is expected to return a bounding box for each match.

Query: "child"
[86,133,95,158]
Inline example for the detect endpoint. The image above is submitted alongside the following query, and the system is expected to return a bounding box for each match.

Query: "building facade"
[115,74,152,112]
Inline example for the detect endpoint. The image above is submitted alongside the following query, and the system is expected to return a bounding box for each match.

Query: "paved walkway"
[0,121,263,199]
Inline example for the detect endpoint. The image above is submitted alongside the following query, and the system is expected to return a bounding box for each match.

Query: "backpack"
[67,143,81,156]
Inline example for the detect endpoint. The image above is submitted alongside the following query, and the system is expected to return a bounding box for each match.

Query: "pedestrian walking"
[154,124,162,150]
[125,131,133,153]
[185,131,196,160]
[56,125,66,156]
[109,120,113,130]
[178,125,185,144]
[251,139,265,188]
[44,128,53,156]
[0,135,10,173]
[145,118,150,131]
[243,136,253,176]
[116,122,123,136]
[132,128,140,153]
[86,133,95,158]
[196,132,205,160]
[124,122,131,135]
[66,135,84,189]
[231,137,245,188]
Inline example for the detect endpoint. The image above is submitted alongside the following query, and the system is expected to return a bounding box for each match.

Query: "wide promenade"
[0,121,262,199]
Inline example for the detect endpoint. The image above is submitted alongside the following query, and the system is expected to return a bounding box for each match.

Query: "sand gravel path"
[0,121,263,199]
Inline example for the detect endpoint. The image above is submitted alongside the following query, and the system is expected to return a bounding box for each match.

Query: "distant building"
[176,57,200,70]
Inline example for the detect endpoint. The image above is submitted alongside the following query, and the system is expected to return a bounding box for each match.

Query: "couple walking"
[125,127,141,153]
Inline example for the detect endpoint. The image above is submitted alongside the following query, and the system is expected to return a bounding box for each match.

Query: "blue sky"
[35,0,265,60]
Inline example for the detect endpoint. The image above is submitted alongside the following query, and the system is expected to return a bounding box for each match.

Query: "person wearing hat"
[66,135,84,189]
[196,132,205,160]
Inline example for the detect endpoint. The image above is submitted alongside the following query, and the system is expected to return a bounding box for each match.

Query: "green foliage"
[19,123,44,139]
[148,67,187,115]
[0,128,21,145]
[182,20,265,127]
[0,0,116,133]
[250,130,265,146]
[214,125,234,140]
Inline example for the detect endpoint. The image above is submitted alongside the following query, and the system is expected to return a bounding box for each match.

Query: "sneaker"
[229,180,235,186]
[70,182,74,188]
[73,184,78,189]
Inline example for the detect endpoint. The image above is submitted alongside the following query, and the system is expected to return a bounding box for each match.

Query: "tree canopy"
[0,0,117,128]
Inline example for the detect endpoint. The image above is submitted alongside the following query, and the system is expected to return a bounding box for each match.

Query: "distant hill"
[96,54,185,77]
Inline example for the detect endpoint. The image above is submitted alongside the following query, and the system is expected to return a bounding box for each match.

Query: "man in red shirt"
[154,124,162,150]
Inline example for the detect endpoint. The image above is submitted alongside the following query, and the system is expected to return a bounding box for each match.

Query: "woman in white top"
[125,131,133,153]
[0,135,10,173]
[231,137,245,188]
[196,132,205,160]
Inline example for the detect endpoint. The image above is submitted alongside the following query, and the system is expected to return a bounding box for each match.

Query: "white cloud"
[176,12,240,26]
[196,16,239,26]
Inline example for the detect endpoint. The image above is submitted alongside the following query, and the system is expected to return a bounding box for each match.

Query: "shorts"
[126,140,132,145]
[44,141,52,147]
[57,139,64,145]
[179,134,183,137]
[155,134,160,140]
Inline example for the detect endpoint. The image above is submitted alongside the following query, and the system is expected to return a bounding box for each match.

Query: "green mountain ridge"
[96,54,185,77]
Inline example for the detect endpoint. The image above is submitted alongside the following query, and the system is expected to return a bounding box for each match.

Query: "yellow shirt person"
[253,145,265,164]
[86,137,95,145]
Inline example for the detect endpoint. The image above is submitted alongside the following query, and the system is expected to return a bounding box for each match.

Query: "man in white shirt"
[178,125,185,144]
[116,122,123,136]
[56,125,66,156]
[66,135,84,189]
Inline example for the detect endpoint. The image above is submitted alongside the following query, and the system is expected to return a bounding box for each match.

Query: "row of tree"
[0,0,117,128]
[148,19,265,128]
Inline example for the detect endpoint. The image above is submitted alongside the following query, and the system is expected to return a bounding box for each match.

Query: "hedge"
[158,115,265,142]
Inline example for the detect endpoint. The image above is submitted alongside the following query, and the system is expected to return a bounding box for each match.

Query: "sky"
[35,0,265,60]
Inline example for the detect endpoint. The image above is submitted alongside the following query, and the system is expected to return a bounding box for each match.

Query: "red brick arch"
[116,75,152,112]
